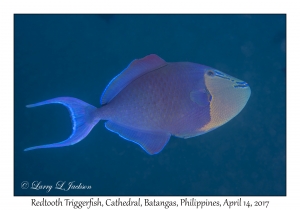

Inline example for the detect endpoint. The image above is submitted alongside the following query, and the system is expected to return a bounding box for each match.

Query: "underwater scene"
[14,14,286,196]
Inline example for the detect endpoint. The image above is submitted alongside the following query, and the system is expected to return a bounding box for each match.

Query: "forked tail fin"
[24,97,100,151]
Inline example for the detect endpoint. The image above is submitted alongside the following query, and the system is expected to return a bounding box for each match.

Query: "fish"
[24,54,251,155]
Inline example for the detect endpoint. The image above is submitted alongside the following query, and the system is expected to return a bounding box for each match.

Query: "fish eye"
[206,70,215,77]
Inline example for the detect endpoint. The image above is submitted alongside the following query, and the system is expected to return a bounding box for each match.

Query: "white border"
[1,0,297,210]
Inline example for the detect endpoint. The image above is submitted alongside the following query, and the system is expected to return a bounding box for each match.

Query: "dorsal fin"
[100,54,167,105]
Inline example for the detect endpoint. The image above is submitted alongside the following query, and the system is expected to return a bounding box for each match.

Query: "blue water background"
[14,14,286,196]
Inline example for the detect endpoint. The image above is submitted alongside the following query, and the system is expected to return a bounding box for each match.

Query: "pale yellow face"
[199,69,251,133]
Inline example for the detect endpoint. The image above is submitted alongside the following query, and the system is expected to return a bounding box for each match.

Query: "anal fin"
[105,121,170,155]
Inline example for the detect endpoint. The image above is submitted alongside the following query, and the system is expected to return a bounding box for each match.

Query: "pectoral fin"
[190,89,212,107]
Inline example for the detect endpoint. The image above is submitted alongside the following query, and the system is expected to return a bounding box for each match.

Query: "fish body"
[25,54,251,154]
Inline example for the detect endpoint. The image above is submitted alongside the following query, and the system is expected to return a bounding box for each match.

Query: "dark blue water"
[14,14,286,196]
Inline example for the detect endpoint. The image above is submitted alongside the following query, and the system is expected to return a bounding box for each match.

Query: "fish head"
[199,68,251,132]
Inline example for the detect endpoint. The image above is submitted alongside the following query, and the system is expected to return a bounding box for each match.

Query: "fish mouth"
[234,81,249,88]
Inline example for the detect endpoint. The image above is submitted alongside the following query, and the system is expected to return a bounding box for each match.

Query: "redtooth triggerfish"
[25,54,251,154]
